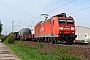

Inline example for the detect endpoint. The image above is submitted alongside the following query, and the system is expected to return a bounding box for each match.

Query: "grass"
[4,41,87,60]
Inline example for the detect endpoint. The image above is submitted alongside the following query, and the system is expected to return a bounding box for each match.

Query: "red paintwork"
[59,17,75,34]
[35,14,75,37]
[23,34,34,39]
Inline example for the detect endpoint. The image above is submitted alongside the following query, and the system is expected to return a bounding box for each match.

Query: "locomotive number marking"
[64,28,70,30]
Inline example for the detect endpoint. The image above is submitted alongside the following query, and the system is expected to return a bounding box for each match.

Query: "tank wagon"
[34,13,77,44]
[15,28,32,40]
[18,28,31,36]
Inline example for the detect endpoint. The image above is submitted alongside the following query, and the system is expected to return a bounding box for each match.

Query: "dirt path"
[0,42,22,60]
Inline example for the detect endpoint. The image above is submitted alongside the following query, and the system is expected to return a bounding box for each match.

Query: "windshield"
[67,20,74,24]
[59,20,74,24]
[59,20,66,24]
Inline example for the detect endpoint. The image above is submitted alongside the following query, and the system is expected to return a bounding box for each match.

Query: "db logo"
[40,27,44,32]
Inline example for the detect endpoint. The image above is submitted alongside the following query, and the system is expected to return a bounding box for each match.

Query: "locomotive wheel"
[38,39,41,42]
[55,39,58,44]
[68,42,72,45]
[37,38,40,42]
[67,39,72,45]
[51,40,55,44]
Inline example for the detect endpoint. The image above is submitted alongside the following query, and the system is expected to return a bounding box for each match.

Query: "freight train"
[15,13,77,44]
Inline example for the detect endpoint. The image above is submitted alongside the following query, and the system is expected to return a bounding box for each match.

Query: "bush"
[33,42,44,50]
[0,36,4,42]
[4,34,15,43]
[37,43,43,49]
[15,41,28,47]
[20,37,24,41]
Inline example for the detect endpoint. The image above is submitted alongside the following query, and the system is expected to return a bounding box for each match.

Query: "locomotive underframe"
[34,34,77,45]
[60,34,77,44]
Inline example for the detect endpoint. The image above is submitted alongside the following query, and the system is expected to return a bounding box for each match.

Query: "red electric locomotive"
[34,13,77,44]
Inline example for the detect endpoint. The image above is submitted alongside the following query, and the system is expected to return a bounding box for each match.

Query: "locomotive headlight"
[60,32,62,33]
[71,27,74,30]
[59,27,63,30]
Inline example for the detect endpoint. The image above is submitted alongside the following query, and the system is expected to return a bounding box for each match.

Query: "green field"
[4,41,87,60]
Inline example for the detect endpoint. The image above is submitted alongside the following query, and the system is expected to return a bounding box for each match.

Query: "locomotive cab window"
[66,20,74,24]
[59,20,74,24]
[52,20,54,25]
[58,20,66,24]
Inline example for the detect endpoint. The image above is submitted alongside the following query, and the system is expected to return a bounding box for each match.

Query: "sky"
[0,0,90,35]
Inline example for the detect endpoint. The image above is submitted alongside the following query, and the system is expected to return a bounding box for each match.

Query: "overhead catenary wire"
[18,6,90,31]
[68,6,90,15]
[64,0,90,12]
[18,0,65,30]
[47,0,76,13]
[28,0,60,21]
[17,0,90,31]
[18,0,77,31]
[19,0,61,28]
[40,0,60,12]
[30,0,76,22]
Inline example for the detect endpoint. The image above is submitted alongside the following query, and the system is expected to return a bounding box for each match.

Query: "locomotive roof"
[36,13,73,25]
[36,19,51,25]
[53,13,66,17]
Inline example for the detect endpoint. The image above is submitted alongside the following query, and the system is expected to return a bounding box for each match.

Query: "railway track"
[24,40,90,49]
